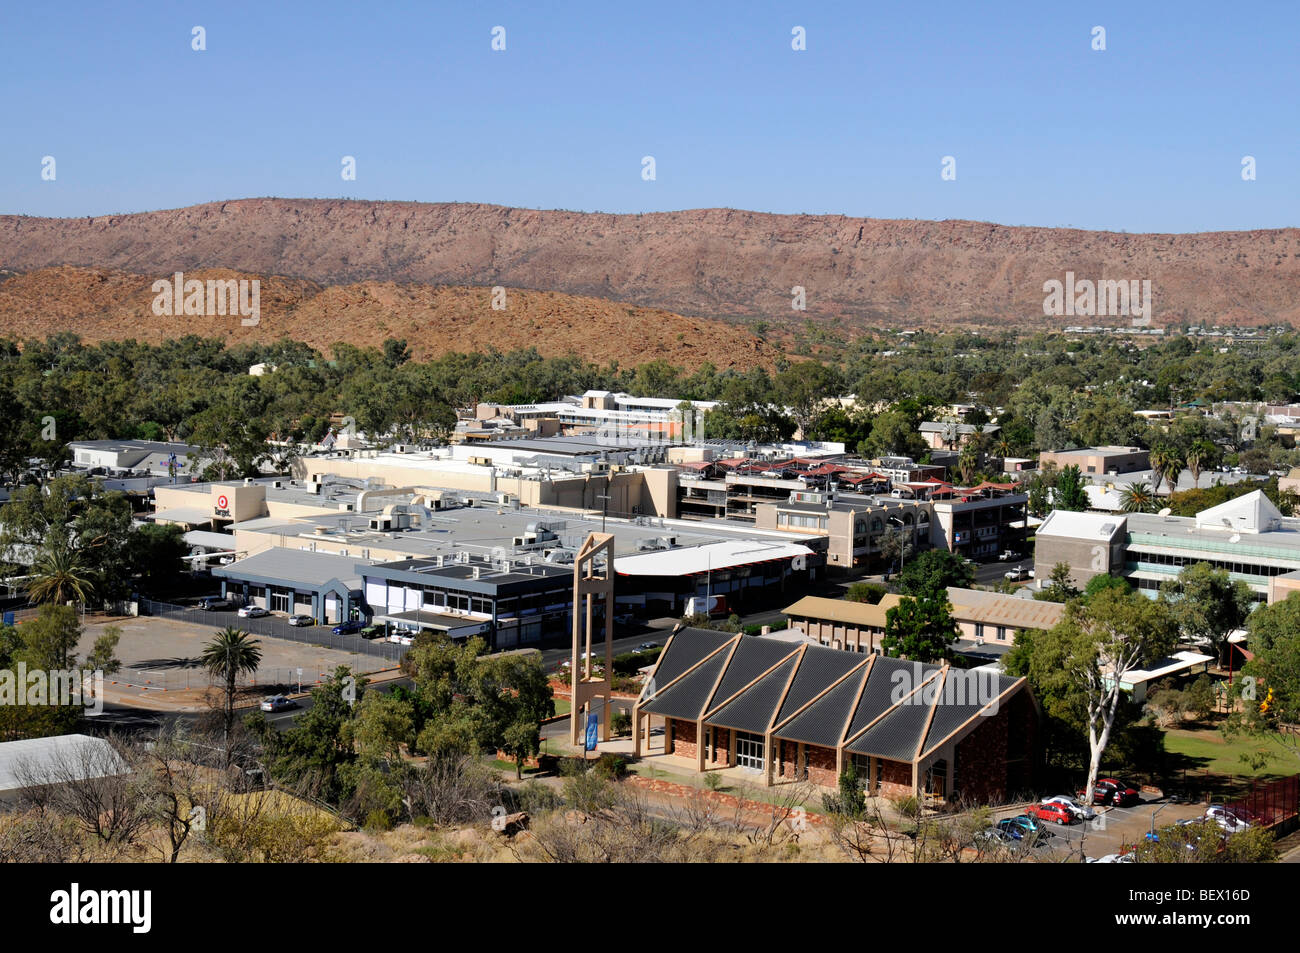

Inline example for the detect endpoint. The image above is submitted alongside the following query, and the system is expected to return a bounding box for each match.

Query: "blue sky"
[1,0,1296,232]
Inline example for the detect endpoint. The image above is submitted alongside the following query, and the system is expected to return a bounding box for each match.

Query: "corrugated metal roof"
[845,656,937,738]
[846,699,935,761]
[212,548,368,587]
[782,594,903,628]
[650,629,735,689]
[642,649,733,721]
[643,632,1027,769]
[708,638,801,706]
[918,670,1014,757]
[708,656,800,734]
[774,648,864,722]
[775,668,867,748]
[947,587,1065,630]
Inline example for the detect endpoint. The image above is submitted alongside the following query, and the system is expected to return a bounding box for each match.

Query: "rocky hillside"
[0,266,780,369]
[2,198,1299,328]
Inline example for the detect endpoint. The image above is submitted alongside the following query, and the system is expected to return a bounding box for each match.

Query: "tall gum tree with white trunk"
[1019,589,1176,806]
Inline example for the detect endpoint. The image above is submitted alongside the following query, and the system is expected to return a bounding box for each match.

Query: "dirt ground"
[77,615,402,711]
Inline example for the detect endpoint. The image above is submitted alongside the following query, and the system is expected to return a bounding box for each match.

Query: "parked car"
[332,620,365,635]
[1086,852,1136,863]
[260,695,297,713]
[1041,794,1096,821]
[237,605,270,618]
[1203,805,1252,832]
[1004,566,1030,581]
[993,818,1046,844]
[287,614,314,627]
[998,550,1022,562]
[197,597,232,611]
[359,624,385,639]
[637,641,660,651]
[978,826,1018,845]
[1079,778,1141,806]
[1003,814,1054,839]
[1027,802,1078,826]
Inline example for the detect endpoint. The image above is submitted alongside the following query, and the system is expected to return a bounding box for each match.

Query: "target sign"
[216,495,229,509]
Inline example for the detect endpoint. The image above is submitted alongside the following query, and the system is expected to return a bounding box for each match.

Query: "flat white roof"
[1114,651,1215,686]
[615,539,813,576]
[1036,510,1126,540]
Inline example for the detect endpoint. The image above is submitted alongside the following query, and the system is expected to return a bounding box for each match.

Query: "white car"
[1203,805,1252,832]
[259,695,297,712]
[1041,794,1097,821]
[237,605,270,618]
[1087,852,1136,863]
[1004,566,1030,581]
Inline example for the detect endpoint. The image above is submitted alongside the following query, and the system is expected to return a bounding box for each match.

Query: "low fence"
[109,664,368,694]
[138,599,410,664]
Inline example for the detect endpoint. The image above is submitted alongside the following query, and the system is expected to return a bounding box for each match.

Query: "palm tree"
[200,626,263,766]
[27,542,96,606]
[1119,481,1158,513]
[1186,439,1215,488]
[958,442,981,485]
[1163,452,1186,494]
[1149,446,1173,494]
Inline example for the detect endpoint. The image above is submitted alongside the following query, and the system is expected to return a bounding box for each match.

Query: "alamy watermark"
[0,664,105,715]
[1043,271,1152,326]
[595,406,707,448]
[889,663,1001,715]
[151,272,260,326]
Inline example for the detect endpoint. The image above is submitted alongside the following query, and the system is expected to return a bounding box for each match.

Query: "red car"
[1026,802,1077,825]
[1078,778,1141,807]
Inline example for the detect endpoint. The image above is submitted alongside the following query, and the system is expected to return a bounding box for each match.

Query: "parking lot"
[78,615,399,697]
[990,796,1216,860]
[141,598,408,663]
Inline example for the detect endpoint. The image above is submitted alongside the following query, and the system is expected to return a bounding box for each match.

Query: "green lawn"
[553,698,571,716]
[1162,726,1296,778]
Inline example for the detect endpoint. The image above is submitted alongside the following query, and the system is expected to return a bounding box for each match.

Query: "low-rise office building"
[1034,490,1300,602]
[783,593,905,652]
[754,495,932,572]
[782,587,1065,658]
[212,549,367,624]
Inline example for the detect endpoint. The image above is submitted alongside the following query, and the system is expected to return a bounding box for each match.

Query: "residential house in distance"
[918,420,1000,450]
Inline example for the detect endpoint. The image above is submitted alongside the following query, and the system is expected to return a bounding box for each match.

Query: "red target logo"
[216,495,229,510]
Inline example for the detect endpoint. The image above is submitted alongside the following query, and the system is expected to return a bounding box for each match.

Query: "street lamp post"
[888,515,907,575]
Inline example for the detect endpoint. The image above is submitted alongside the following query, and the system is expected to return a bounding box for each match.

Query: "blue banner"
[2,612,12,627]
[585,712,599,751]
